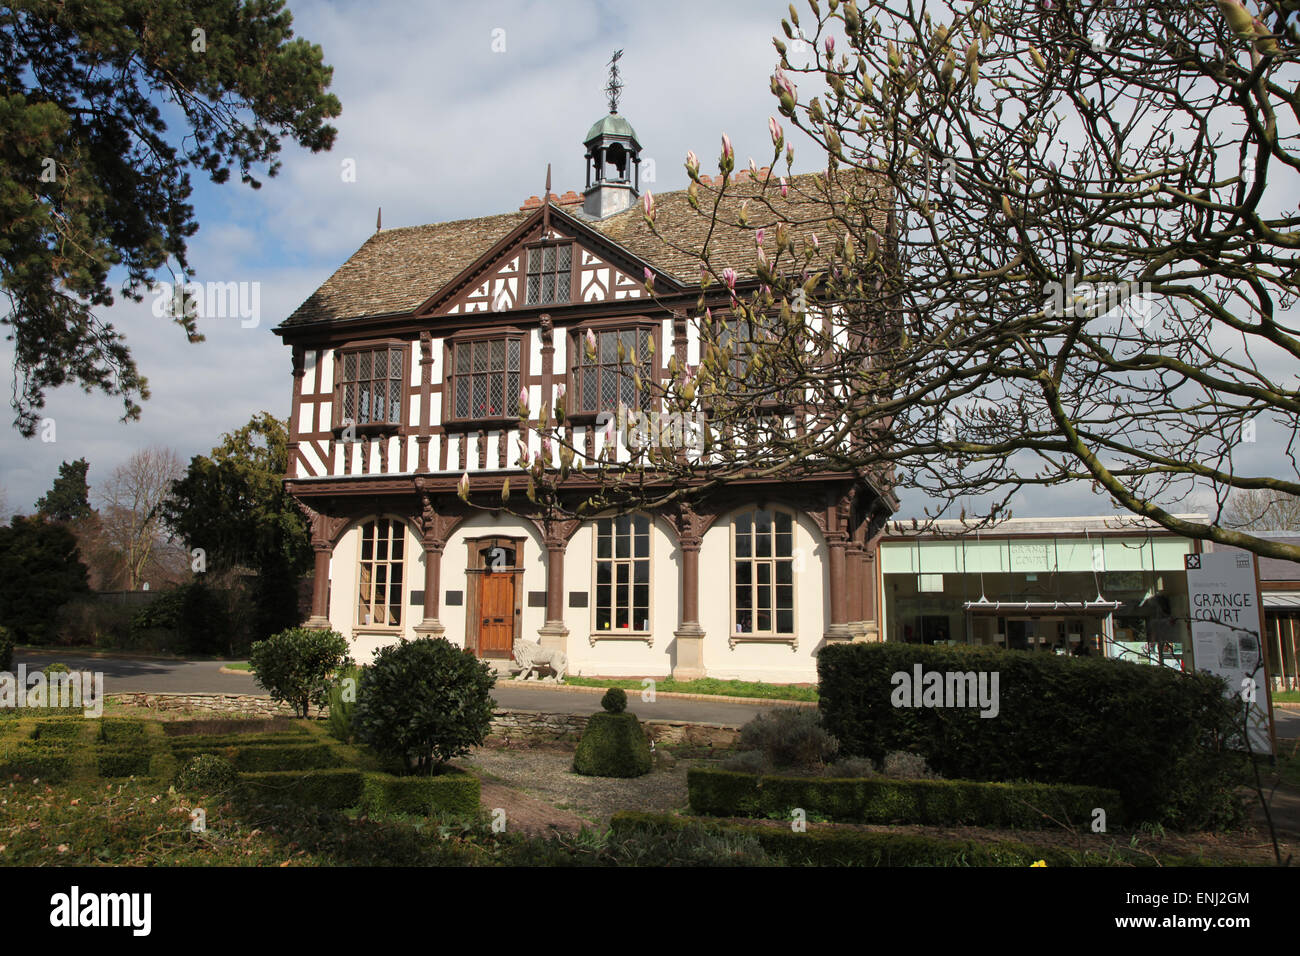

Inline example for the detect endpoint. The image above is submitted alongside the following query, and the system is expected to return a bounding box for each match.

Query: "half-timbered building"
[274,108,896,682]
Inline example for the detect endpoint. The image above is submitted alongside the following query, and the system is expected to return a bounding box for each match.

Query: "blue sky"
[0,0,1285,522]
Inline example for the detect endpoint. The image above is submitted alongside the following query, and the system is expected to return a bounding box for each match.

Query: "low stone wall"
[487,710,739,749]
[107,694,741,749]
[109,692,300,717]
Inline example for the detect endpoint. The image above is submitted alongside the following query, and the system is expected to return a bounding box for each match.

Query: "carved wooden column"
[414,488,458,638]
[845,540,866,639]
[295,494,344,630]
[537,516,578,654]
[824,494,854,642]
[306,541,332,628]
[672,502,707,679]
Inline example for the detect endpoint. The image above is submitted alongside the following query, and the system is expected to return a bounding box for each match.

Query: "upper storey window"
[573,327,653,414]
[525,244,572,305]
[451,337,521,420]
[338,345,404,427]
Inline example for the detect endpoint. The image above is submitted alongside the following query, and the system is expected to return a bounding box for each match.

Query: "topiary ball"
[573,712,652,778]
[601,687,628,713]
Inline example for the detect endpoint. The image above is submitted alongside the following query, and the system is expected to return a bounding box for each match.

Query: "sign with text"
[1184,551,1274,754]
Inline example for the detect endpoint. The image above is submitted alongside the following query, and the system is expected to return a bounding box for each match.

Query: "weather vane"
[605,49,623,113]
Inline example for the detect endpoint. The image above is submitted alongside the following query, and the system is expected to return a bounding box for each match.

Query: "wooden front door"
[478,558,516,658]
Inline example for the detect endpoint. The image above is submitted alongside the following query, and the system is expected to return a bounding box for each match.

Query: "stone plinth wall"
[487,710,739,749]
[107,694,740,749]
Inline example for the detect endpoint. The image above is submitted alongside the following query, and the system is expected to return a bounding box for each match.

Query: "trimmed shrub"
[882,751,938,780]
[249,627,352,718]
[686,767,764,816]
[826,756,877,778]
[573,712,652,778]
[359,769,480,818]
[0,625,13,671]
[98,719,147,744]
[720,749,771,774]
[737,707,838,772]
[0,744,75,781]
[175,753,239,793]
[97,747,153,778]
[606,821,775,866]
[609,812,1160,867]
[601,687,628,713]
[170,742,346,772]
[31,718,85,741]
[353,637,496,774]
[239,768,365,809]
[326,665,363,743]
[818,642,1244,829]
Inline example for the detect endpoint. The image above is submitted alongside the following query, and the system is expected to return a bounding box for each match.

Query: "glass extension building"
[879,516,1199,669]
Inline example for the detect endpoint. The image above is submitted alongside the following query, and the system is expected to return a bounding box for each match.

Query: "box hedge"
[817,642,1243,829]
[688,766,1123,829]
[96,746,154,778]
[358,769,480,818]
[238,767,479,817]
[0,742,76,781]
[609,812,1198,867]
[573,712,652,777]
[170,742,346,772]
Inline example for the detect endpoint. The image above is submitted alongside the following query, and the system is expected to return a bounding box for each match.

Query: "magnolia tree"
[480,0,1300,564]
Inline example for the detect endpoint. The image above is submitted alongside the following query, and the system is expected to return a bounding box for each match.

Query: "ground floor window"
[358,518,404,626]
[733,508,795,636]
[594,514,650,632]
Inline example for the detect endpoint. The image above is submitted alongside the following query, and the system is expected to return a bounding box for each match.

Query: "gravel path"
[463,746,695,831]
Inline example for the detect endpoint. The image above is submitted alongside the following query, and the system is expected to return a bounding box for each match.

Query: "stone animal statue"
[512,638,568,683]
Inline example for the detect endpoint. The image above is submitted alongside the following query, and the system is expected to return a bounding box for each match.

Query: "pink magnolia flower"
[686,150,700,177]
[586,328,597,353]
[518,387,529,409]
[642,190,655,219]
[769,116,783,146]
[780,177,789,198]
[825,35,835,56]
[555,384,566,402]
[458,472,470,497]
[721,132,734,161]
[811,233,820,250]
[721,268,737,291]
[755,228,766,247]
[774,68,796,99]
[644,266,655,285]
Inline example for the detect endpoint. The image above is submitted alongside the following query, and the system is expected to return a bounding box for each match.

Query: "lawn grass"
[223,661,252,672]
[1272,689,1300,703]
[563,676,818,702]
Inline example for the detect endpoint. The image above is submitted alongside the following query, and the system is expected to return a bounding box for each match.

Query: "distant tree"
[97,447,185,590]
[0,516,90,644]
[0,485,11,523]
[1223,489,1300,532]
[1,1,341,435]
[35,458,92,521]
[161,412,311,640]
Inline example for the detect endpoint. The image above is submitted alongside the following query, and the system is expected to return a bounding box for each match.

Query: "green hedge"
[98,719,148,743]
[237,768,479,817]
[359,770,480,818]
[165,730,312,749]
[31,718,89,741]
[0,742,76,781]
[688,767,1123,829]
[239,768,366,809]
[817,642,1243,829]
[97,747,154,778]
[170,742,346,772]
[609,812,1197,867]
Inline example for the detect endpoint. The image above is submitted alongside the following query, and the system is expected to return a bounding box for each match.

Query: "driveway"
[13,648,1300,736]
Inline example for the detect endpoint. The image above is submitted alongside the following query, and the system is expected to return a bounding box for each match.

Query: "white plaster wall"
[328,515,422,663]
[696,506,826,683]
[561,515,679,677]
[439,512,548,651]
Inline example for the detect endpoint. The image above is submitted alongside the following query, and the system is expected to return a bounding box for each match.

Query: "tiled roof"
[279,168,891,328]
